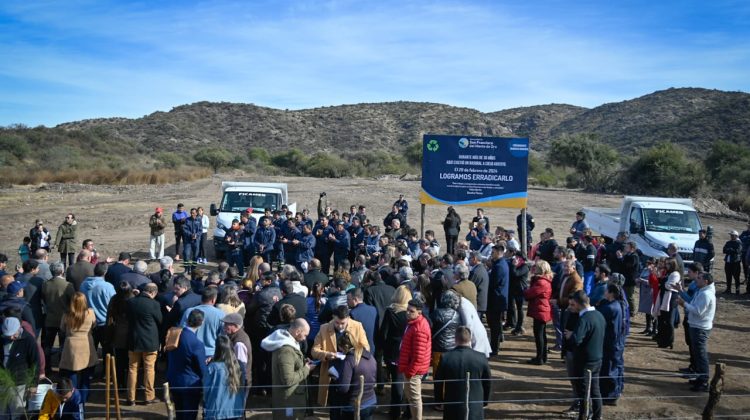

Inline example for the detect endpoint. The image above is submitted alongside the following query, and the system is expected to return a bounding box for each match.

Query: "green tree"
[247,147,271,164]
[549,134,619,191]
[271,148,308,173]
[305,152,353,178]
[404,141,423,166]
[194,148,233,173]
[624,142,704,196]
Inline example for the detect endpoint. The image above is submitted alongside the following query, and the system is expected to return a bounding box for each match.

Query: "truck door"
[629,208,644,234]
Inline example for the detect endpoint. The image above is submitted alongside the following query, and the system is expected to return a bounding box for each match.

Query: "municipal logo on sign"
[427,139,440,152]
[458,137,469,148]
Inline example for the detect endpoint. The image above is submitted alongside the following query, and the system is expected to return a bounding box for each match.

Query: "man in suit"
[303,258,328,289]
[66,250,94,291]
[126,283,163,405]
[268,281,307,326]
[435,326,491,419]
[167,308,208,420]
[347,287,378,354]
[469,251,489,319]
[487,244,509,356]
[106,252,133,287]
[167,276,201,328]
[566,290,606,420]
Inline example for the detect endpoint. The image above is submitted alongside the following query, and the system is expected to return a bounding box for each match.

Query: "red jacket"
[524,274,552,323]
[398,314,432,377]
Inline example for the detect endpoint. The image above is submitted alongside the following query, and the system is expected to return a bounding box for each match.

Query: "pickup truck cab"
[209,181,296,258]
[583,196,703,263]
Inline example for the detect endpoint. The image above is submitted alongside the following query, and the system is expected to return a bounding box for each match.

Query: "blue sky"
[1,0,749,127]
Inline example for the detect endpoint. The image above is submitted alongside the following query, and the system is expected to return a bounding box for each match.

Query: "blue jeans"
[183,239,198,263]
[689,327,711,385]
[60,366,94,403]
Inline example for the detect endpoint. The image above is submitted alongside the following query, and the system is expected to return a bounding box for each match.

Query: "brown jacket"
[558,272,583,309]
[452,279,478,309]
[311,319,369,406]
[59,309,98,372]
[41,276,75,328]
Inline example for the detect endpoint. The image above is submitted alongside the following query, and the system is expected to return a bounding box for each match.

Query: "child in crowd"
[18,236,31,263]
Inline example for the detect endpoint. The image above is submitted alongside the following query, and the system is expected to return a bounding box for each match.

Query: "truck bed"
[582,206,622,239]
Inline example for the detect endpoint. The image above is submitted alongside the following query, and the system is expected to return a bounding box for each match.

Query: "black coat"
[363,280,396,328]
[435,346,491,420]
[245,285,283,334]
[127,294,163,352]
[431,306,460,353]
[0,329,39,384]
[168,290,201,328]
[105,262,132,287]
[379,307,407,363]
[303,269,329,290]
[509,261,530,296]
[269,293,308,326]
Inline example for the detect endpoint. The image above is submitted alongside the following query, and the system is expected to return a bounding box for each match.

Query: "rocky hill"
[53,87,750,157]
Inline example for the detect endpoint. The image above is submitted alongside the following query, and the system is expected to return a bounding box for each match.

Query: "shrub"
[0,133,31,160]
[404,141,423,166]
[623,142,704,197]
[549,134,619,191]
[247,147,271,164]
[156,152,182,169]
[306,152,353,178]
[194,148,233,173]
[271,148,308,173]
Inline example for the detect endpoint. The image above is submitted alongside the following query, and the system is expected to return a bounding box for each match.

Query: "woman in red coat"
[524,260,553,365]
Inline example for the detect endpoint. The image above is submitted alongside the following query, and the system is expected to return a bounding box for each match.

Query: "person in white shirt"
[198,206,210,264]
[677,272,716,392]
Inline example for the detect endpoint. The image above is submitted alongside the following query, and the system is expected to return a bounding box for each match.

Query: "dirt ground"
[2,173,749,419]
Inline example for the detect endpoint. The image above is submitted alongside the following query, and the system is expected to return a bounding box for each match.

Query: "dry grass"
[0,167,212,186]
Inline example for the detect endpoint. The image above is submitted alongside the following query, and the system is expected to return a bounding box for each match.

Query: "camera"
[320,192,327,197]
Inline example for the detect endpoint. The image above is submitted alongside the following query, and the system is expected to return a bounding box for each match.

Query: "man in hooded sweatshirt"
[261,318,316,420]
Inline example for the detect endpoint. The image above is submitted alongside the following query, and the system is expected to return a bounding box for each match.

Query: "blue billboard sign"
[420,135,529,208]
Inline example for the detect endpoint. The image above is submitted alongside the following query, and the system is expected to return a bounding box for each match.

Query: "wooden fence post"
[464,371,471,420]
[702,362,726,420]
[354,375,365,420]
[111,354,121,420]
[164,382,176,420]
[105,354,111,420]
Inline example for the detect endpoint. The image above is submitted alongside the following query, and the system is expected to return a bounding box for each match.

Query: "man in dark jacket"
[620,241,640,316]
[487,244,509,356]
[182,208,203,274]
[469,251,489,318]
[254,217,277,266]
[538,228,559,265]
[330,221,351,271]
[0,281,37,331]
[167,276,201,328]
[567,290,606,420]
[319,276,348,324]
[172,203,188,261]
[126,283,163,405]
[434,326,491,419]
[166,308,207,419]
[362,270,394,393]
[303,258,328,289]
[693,229,715,273]
[106,252,132,287]
[313,217,335,275]
[66,250,94,291]
[516,210,535,252]
[1,316,40,417]
[246,271,282,393]
[269,281,307,326]
[724,231,743,294]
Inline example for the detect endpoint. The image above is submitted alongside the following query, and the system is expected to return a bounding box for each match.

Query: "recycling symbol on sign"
[426,139,439,152]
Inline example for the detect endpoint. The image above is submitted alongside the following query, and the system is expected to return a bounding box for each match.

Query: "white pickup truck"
[583,196,704,263]
[209,181,296,258]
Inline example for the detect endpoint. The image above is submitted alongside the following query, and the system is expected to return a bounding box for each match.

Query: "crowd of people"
[0,194,747,420]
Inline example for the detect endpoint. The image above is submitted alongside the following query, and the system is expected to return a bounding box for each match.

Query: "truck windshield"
[642,209,701,234]
[220,192,279,212]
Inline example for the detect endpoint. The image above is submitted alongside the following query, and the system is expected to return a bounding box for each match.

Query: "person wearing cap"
[723,230,743,294]
[0,280,37,331]
[692,229,715,274]
[167,308,208,420]
[149,207,166,260]
[172,203,189,261]
[29,219,52,254]
[222,312,252,394]
[0,315,40,417]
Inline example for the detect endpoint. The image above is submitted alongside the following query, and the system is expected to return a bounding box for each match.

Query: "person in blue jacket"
[393,194,409,222]
[167,309,208,420]
[172,203,189,261]
[596,283,629,407]
[313,217,335,275]
[348,217,365,263]
[294,224,316,273]
[240,211,257,267]
[271,211,286,269]
[466,220,488,251]
[331,221,351,272]
[182,208,203,274]
[254,217,277,265]
[281,219,300,266]
[487,243,509,356]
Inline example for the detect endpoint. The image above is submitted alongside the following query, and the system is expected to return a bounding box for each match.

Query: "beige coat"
[311,319,369,406]
[59,309,98,372]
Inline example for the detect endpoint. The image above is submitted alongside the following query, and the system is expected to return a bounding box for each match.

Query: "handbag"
[164,327,183,352]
